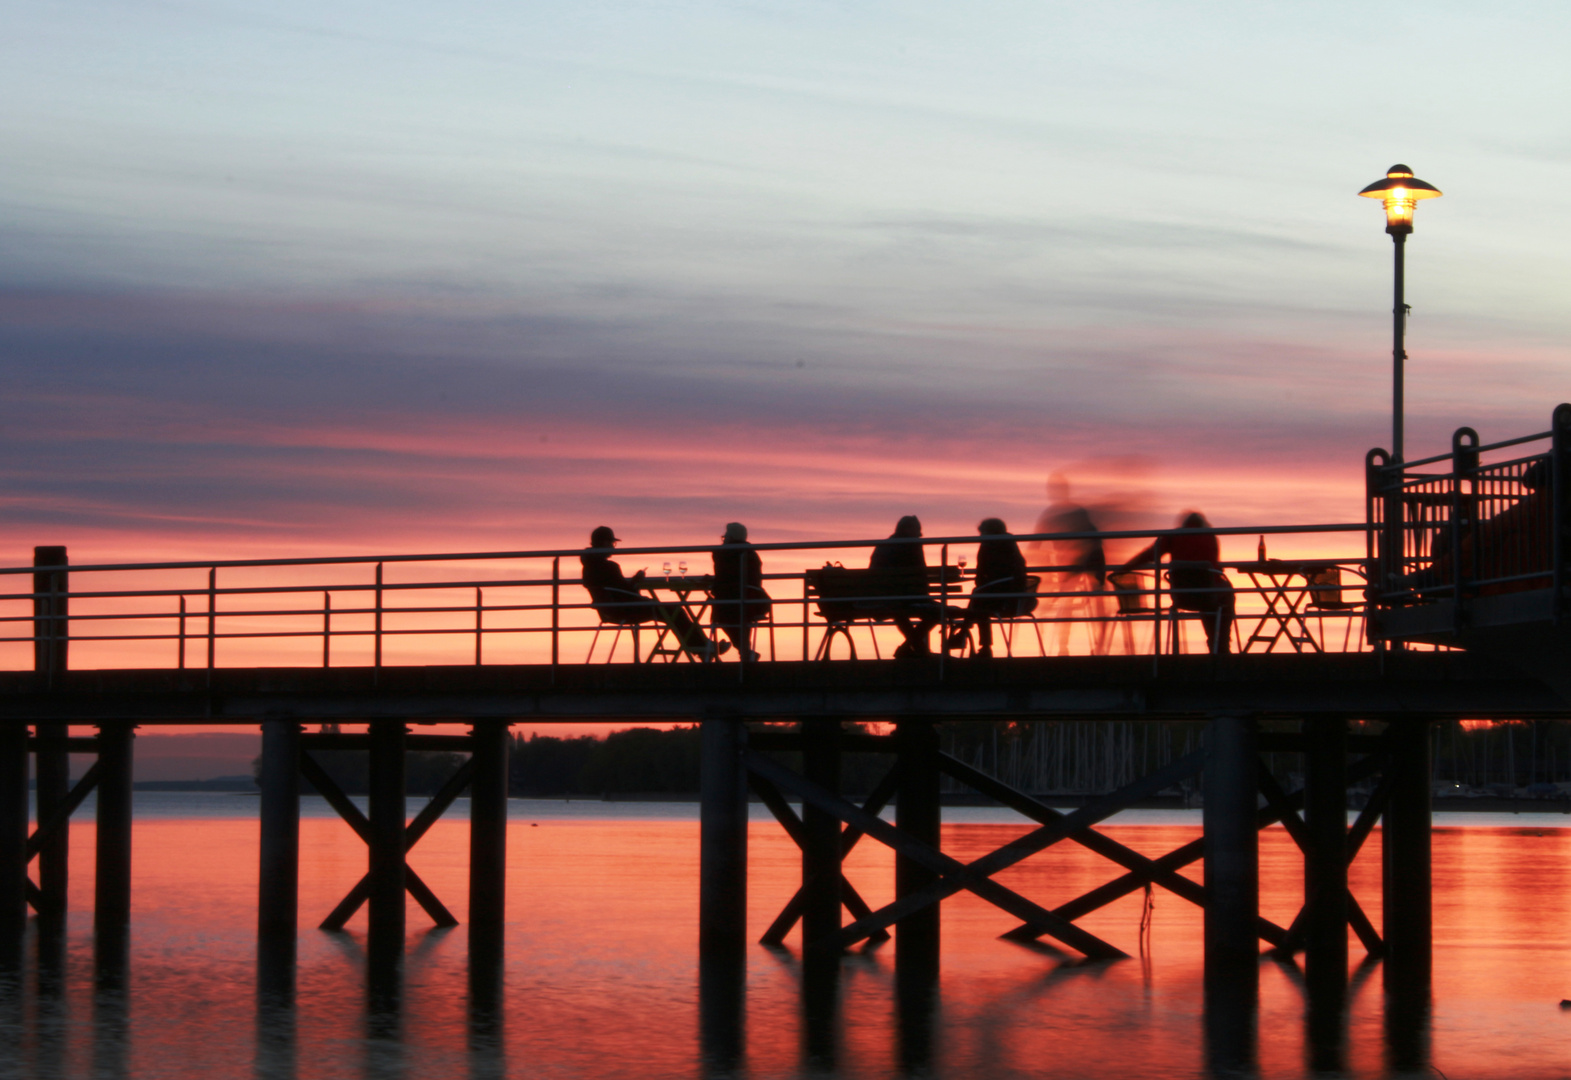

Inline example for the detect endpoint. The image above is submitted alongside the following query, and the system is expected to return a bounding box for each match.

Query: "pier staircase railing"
[1366,403,1571,644]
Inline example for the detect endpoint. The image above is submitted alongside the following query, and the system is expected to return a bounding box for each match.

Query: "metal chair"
[1304,565,1363,652]
[585,588,657,663]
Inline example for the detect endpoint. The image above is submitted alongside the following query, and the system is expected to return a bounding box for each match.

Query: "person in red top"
[1120,511,1236,654]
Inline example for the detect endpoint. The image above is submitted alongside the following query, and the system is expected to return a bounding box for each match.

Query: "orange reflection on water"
[20,805,1571,1078]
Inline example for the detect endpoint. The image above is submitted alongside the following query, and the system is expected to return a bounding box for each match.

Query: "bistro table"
[1233,558,1349,654]
[641,573,716,661]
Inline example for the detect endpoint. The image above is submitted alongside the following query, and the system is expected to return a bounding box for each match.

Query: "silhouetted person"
[580,526,727,660]
[869,515,943,657]
[1120,511,1236,654]
[1036,472,1106,588]
[711,522,771,661]
[945,518,1028,658]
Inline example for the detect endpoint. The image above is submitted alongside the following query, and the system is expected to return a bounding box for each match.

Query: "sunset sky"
[4,0,1569,567]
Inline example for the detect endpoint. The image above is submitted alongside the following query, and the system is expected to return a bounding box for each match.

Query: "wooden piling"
[1383,718,1432,989]
[94,723,134,983]
[894,719,940,982]
[0,722,27,973]
[699,718,748,957]
[367,720,407,980]
[800,719,842,951]
[1203,714,1259,987]
[1303,716,1348,999]
[468,722,509,947]
[257,718,301,998]
[1304,716,1348,1071]
[33,548,70,933]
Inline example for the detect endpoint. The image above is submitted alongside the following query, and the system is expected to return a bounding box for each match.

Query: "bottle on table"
[1257,535,1267,562]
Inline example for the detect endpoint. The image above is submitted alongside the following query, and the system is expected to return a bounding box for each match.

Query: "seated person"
[869,515,945,658]
[945,518,1028,658]
[711,522,771,662]
[1120,511,1235,654]
[580,526,727,660]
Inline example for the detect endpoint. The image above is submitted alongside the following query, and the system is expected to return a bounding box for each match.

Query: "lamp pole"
[1391,228,1406,463]
[1359,165,1441,463]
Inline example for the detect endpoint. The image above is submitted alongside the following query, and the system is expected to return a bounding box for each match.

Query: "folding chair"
[1304,565,1362,652]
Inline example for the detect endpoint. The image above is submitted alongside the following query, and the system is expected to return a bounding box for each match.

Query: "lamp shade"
[1359,165,1442,234]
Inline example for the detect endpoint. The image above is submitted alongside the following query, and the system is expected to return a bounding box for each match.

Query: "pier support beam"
[1303,716,1349,1070]
[699,717,748,1076]
[1204,713,1259,1076]
[699,718,748,958]
[367,720,407,997]
[257,719,301,1000]
[468,721,509,949]
[1383,718,1431,990]
[800,719,842,951]
[94,723,134,986]
[0,723,27,975]
[894,719,940,982]
[33,548,71,947]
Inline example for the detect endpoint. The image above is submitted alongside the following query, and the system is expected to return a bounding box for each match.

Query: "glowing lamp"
[1358,164,1442,235]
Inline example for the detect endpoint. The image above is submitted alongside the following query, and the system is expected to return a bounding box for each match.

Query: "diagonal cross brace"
[1004,750,1390,940]
[1265,757,1395,957]
[24,761,101,914]
[302,750,466,929]
[744,749,1130,960]
[752,762,900,945]
[823,748,1206,953]
[940,752,1290,948]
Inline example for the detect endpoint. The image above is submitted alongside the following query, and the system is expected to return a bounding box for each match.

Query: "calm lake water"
[5,794,1571,1079]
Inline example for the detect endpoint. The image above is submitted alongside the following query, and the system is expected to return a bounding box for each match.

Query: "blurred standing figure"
[711,522,771,661]
[1119,511,1236,654]
[945,518,1028,658]
[1035,473,1106,588]
[869,515,943,657]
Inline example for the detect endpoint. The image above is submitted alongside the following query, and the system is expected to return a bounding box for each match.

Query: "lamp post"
[1359,165,1442,463]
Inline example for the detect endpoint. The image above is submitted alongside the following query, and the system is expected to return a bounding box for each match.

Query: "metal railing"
[1366,403,1571,637]
[3,522,1377,677]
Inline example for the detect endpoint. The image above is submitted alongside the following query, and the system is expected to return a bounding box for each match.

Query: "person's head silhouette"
[590,525,619,548]
[894,515,922,538]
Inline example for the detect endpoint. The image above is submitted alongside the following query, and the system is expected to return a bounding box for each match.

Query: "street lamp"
[1359,164,1442,462]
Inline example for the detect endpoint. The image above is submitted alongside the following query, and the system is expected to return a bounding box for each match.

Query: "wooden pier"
[1,406,1568,1074]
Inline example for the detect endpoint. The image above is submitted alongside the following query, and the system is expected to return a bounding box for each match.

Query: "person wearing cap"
[580,526,727,660]
[868,514,944,657]
[711,522,770,661]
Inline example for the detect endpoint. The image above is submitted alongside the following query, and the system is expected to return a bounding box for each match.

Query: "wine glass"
[662,561,672,579]
[678,560,688,577]
[958,554,968,579]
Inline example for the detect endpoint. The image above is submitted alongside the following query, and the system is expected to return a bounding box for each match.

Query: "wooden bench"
[804,565,943,660]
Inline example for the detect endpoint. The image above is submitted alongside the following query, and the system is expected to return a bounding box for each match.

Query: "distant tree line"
[251,748,468,796]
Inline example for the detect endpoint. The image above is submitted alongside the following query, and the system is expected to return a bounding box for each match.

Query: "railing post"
[206,567,217,672]
[551,557,560,677]
[178,595,187,669]
[32,547,71,938]
[33,546,69,685]
[374,562,384,670]
[323,592,331,668]
[474,588,483,667]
